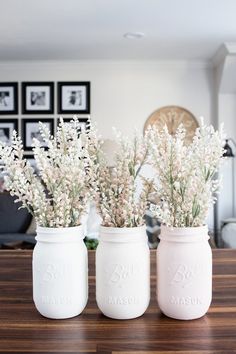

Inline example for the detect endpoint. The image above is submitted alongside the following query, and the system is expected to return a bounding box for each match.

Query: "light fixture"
[223,139,234,157]
[123,32,145,39]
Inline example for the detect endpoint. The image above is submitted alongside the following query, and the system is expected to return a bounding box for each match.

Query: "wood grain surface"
[0,250,236,353]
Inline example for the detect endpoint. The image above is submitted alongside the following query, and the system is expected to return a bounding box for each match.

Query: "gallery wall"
[0,59,216,229]
[0,60,214,138]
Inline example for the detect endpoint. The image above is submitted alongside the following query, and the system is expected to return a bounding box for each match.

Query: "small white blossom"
[95,131,156,227]
[147,120,225,227]
[0,117,101,228]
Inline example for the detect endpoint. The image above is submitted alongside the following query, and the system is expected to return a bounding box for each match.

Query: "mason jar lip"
[99,225,147,243]
[36,224,84,243]
[100,224,146,234]
[160,224,209,242]
[161,224,208,232]
[36,224,83,232]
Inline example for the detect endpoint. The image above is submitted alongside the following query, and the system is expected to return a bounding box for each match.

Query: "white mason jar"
[96,226,150,319]
[157,225,212,320]
[33,225,88,319]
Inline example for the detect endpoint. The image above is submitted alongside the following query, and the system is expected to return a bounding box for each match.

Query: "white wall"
[217,94,236,228]
[0,59,215,229]
[214,52,236,236]
[218,93,236,139]
[0,60,214,138]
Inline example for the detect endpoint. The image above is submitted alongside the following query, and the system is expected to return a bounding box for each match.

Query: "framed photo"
[22,118,54,151]
[0,119,18,145]
[57,117,90,133]
[58,82,90,114]
[22,82,54,114]
[0,83,18,115]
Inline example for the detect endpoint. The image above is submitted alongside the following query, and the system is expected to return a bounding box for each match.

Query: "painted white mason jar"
[96,226,150,319]
[33,225,88,319]
[157,225,212,320]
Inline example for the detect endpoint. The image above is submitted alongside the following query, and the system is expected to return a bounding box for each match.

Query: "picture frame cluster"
[0,81,91,152]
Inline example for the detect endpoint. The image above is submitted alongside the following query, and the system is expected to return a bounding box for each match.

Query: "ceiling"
[0,0,236,61]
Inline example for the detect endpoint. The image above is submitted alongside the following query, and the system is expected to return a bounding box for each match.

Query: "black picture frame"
[0,118,18,145]
[0,83,18,115]
[57,117,90,132]
[24,154,34,160]
[58,82,90,114]
[22,118,54,151]
[22,82,54,114]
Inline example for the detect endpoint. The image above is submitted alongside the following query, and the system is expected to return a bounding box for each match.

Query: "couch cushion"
[0,193,32,233]
[0,233,36,245]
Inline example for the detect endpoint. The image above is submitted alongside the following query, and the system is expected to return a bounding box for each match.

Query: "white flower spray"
[0,117,101,228]
[95,130,155,227]
[147,118,225,227]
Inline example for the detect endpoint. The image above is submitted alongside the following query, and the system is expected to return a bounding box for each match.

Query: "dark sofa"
[0,192,36,248]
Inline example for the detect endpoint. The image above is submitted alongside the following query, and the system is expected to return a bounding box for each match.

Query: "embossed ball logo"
[106,263,143,288]
[168,263,201,288]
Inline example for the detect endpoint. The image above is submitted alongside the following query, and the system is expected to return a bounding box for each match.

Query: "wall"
[218,94,236,137]
[0,60,214,138]
[0,59,215,229]
[218,95,236,225]
[216,79,236,231]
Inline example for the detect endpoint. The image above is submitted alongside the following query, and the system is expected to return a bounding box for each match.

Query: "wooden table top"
[0,249,236,354]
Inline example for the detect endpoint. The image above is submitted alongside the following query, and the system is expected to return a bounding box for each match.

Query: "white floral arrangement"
[147,119,224,228]
[0,117,101,228]
[95,131,155,228]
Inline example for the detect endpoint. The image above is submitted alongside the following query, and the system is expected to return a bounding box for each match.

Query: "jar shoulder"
[157,240,212,258]
[33,241,88,259]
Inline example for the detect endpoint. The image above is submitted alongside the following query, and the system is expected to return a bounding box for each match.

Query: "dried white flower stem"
[95,131,155,227]
[147,119,225,227]
[0,117,101,228]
